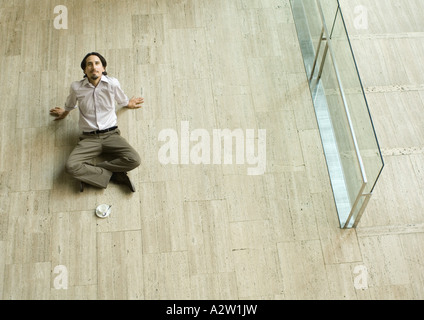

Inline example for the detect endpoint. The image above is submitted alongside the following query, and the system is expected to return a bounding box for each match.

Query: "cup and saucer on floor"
[96,204,112,219]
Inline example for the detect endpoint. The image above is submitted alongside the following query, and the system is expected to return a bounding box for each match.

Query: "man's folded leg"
[96,133,140,192]
[65,136,113,189]
[64,131,140,191]
[98,130,141,173]
[66,161,113,189]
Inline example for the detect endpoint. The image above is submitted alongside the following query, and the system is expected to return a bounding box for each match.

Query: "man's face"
[84,55,105,81]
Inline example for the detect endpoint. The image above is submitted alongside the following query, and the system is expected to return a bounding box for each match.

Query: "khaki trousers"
[65,129,141,189]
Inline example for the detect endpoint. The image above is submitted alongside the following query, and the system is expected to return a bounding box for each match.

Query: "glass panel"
[320,0,339,30]
[290,0,384,228]
[296,0,322,76]
[329,6,384,227]
[320,39,365,219]
[331,7,384,196]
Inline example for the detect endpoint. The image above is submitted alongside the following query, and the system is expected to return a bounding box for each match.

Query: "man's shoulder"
[70,78,88,90]
[103,75,121,87]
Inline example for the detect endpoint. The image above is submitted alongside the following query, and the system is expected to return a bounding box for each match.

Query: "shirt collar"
[82,75,109,87]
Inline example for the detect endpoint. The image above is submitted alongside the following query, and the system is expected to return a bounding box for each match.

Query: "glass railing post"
[309,27,325,81]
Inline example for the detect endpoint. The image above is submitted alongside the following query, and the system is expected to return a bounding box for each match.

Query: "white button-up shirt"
[64,75,129,132]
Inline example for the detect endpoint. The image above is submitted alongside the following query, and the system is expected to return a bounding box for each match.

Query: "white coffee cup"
[96,204,112,218]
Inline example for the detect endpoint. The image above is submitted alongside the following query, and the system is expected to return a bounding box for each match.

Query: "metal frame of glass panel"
[290,0,384,228]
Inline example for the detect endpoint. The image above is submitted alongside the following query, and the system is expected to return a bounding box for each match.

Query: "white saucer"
[96,204,112,219]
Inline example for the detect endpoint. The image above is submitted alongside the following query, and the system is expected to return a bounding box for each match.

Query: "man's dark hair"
[81,52,108,78]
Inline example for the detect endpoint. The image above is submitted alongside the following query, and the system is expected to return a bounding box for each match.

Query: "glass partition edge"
[291,0,353,228]
[290,0,384,228]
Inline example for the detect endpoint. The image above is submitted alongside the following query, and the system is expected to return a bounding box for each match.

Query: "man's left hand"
[127,97,144,109]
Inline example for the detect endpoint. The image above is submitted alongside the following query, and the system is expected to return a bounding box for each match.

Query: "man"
[50,52,143,192]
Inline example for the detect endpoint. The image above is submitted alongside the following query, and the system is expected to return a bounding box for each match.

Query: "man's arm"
[50,83,77,120]
[112,78,144,109]
[49,107,70,120]
[126,97,144,109]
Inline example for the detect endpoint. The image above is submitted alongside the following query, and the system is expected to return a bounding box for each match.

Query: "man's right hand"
[49,107,69,121]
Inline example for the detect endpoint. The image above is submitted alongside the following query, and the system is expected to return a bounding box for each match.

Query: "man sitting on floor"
[50,52,143,192]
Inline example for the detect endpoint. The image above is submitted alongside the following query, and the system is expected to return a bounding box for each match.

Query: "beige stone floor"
[0,0,423,299]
